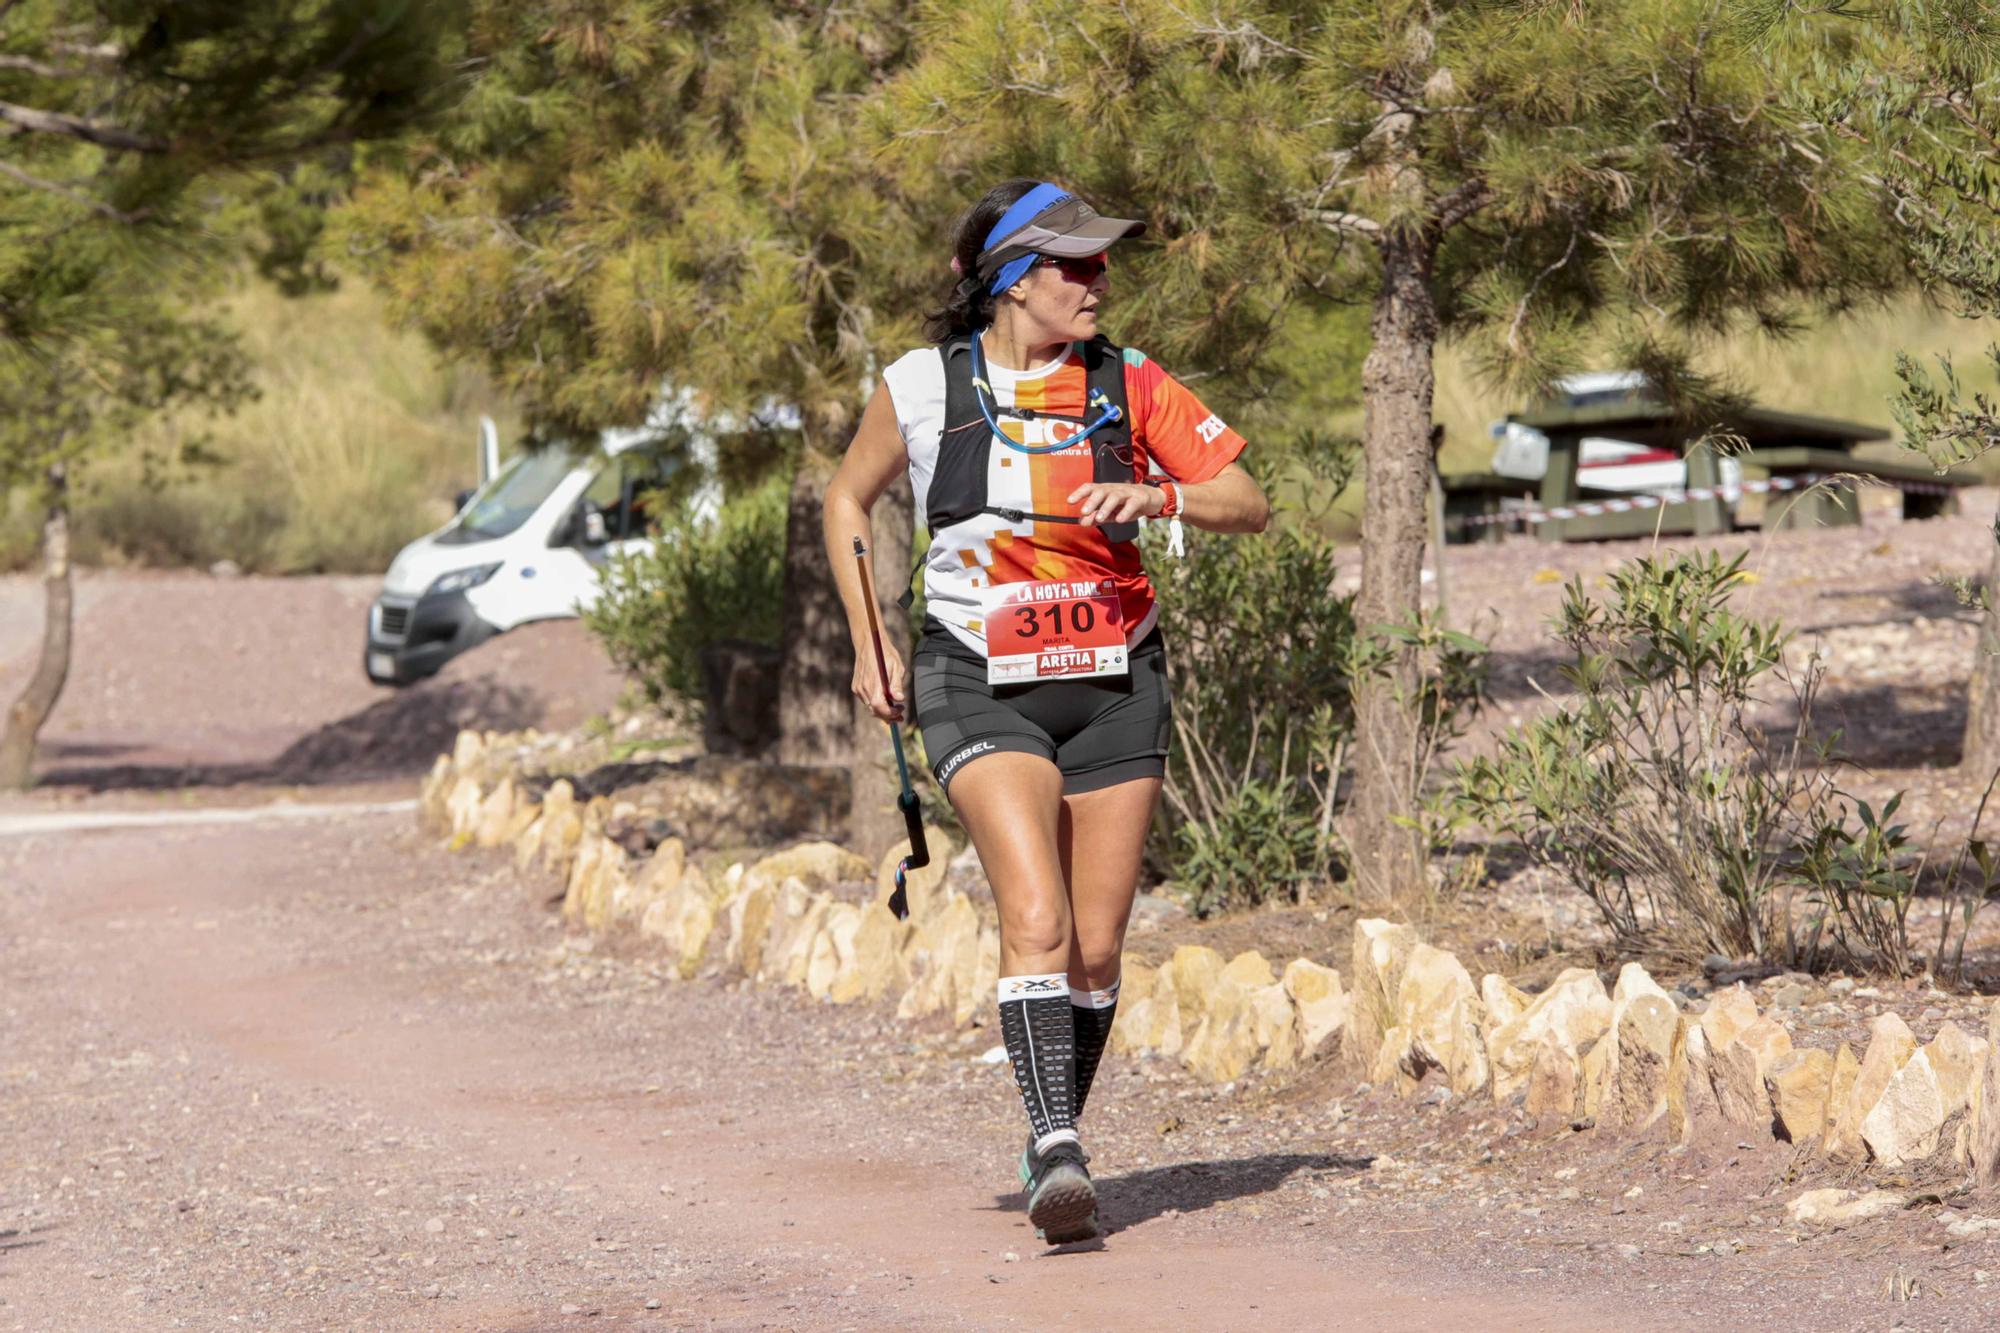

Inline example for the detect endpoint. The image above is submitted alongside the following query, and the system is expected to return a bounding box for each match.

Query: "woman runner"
[822,179,1269,1244]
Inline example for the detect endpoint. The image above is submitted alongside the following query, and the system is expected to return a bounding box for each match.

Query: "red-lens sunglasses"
[1040,253,1108,284]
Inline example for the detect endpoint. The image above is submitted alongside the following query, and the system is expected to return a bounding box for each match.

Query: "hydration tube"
[852,536,928,921]
[967,332,1122,456]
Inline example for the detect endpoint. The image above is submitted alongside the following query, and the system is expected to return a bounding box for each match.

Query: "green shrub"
[1147,448,1358,914]
[583,475,786,716]
[1453,549,1976,976]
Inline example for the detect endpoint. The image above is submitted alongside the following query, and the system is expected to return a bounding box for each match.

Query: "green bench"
[1736,446,1975,529]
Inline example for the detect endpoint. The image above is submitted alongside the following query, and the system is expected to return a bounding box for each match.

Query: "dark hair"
[923,178,1043,344]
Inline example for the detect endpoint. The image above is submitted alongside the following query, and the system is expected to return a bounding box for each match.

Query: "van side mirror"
[582,509,609,545]
[453,487,476,513]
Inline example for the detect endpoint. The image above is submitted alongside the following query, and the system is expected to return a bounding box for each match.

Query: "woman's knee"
[1069,931,1125,987]
[999,896,1070,957]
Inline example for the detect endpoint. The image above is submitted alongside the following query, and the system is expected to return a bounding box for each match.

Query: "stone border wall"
[424,728,2000,1191]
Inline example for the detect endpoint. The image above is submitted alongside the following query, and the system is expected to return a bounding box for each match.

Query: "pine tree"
[0,0,459,787]
[339,1,933,851]
[886,0,1904,900]
[1767,1,2000,780]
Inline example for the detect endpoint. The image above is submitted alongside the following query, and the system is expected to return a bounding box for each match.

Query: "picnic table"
[1442,399,1976,544]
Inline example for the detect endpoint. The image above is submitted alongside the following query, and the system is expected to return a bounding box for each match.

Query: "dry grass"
[3,275,515,574]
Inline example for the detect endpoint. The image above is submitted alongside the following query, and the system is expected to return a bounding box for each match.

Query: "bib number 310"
[982,578,1128,684]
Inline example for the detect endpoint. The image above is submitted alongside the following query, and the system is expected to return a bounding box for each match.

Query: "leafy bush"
[1453,549,1975,975]
[1148,446,1487,916]
[1150,505,1356,914]
[583,474,786,716]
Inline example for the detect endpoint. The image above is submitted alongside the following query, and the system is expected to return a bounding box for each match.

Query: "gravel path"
[3,812,1995,1331]
[2,503,1999,1330]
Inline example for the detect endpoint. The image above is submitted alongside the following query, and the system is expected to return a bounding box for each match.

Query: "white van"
[363,417,690,686]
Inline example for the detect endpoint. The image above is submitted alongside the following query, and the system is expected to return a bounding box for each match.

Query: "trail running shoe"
[1026,1140,1098,1245]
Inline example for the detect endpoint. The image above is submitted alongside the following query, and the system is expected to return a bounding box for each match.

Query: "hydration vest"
[929,333,1141,546]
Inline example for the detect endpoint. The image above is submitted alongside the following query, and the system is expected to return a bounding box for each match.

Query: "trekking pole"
[852,536,927,920]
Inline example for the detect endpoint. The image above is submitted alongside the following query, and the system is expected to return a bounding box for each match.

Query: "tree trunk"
[1347,228,1440,905]
[1962,493,2000,781]
[0,462,73,790]
[774,412,913,860]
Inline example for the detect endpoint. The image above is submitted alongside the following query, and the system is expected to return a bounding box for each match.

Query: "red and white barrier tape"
[1450,470,1963,531]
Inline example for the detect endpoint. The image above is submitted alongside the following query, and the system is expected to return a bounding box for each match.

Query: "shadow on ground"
[36,679,543,793]
[994,1151,1372,1233]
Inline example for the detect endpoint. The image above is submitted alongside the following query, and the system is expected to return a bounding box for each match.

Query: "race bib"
[980,578,1128,684]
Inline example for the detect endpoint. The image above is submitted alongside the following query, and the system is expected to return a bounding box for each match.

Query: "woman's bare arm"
[821,382,912,719]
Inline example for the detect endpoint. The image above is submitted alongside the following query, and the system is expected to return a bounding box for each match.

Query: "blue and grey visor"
[975,182,1146,294]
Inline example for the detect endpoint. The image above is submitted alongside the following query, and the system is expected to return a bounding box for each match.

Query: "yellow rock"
[1107,961,1160,1056]
[1826,1013,1917,1162]
[1282,959,1348,1059]
[779,893,835,990]
[450,728,484,773]
[1766,1048,1835,1143]
[419,754,454,829]
[637,837,687,899]
[725,877,778,978]
[1393,944,1489,1097]
[1788,1187,1906,1227]
[639,883,715,980]
[1370,1024,1414,1090]
[1679,1022,1718,1137]
[1486,968,1611,1101]
[1976,1002,2000,1187]
[1709,1014,1793,1126]
[1825,1041,1860,1138]
[755,841,872,893]
[472,777,517,848]
[609,838,685,929]
[1349,919,1420,1074]
[561,832,607,925]
[1182,979,1299,1082]
[1253,983,1302,1070]
[809,904,863,1000]
[1165,945,1225,1034]
[1591,965,1684,1133]
[895,891,981,1021]
[1524,1031,1582,1126]
[1863,1048,1946,1166]
[1698,985,1762,1051]
[753,877,814,984]
[1480,974,1533,1039]
[955,926,1001,1029]
[445,774,485,841]
[829,904,910,1004]
[1117,966,1185,1057]
[1219,950,1277,989]
[523,781,581,872]
[1925,1020,1987,1121]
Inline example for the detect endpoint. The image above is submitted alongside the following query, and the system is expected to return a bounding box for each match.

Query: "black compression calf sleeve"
[1070,977,1120,1118]
[997,974,1077,1153]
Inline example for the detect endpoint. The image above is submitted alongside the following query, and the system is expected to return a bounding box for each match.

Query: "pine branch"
[1310,208,1382,236]
[0,98,164,151]
[0,53,83,79]
[0,157,148,221]
[1434,179,1491,230]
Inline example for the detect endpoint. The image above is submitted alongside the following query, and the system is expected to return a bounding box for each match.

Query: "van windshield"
[443,448,579,542]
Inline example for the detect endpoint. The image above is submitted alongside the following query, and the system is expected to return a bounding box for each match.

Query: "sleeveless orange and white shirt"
[882,334,1247,657]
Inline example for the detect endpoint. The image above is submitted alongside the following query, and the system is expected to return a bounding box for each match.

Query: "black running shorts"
[913,616,1172,795]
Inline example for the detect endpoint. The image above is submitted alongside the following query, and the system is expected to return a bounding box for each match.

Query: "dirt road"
[10,809,1995,1332]
[0,810,1633,1332]
[5,533,2000,1331]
